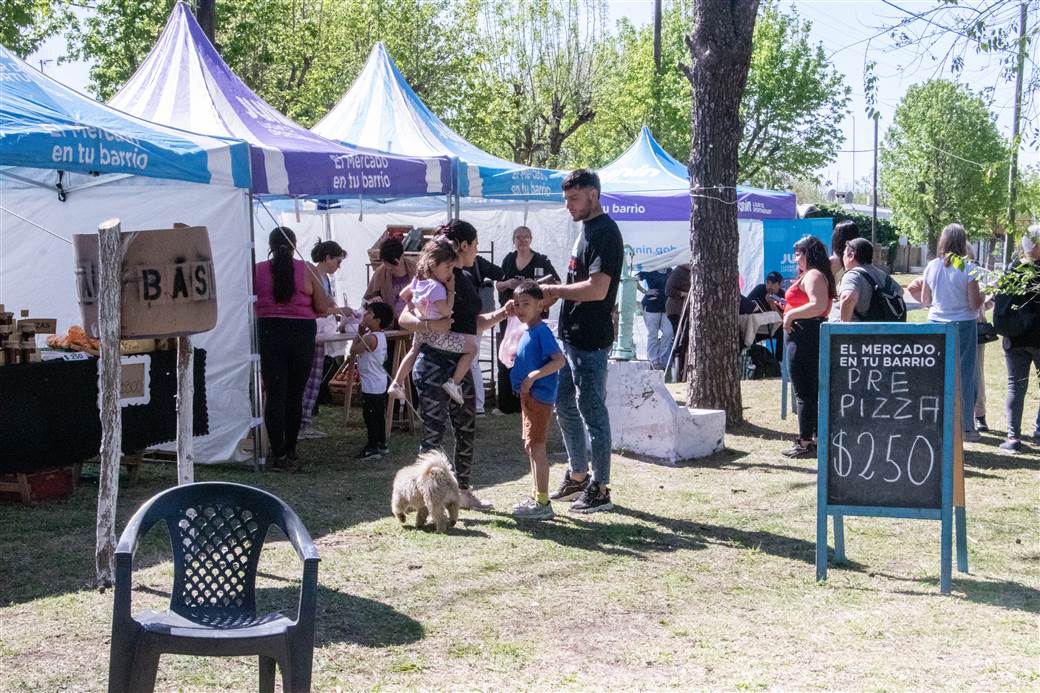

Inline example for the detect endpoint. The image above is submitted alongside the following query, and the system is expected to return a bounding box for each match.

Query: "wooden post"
[95,218,123,588]
[176,335,195,485]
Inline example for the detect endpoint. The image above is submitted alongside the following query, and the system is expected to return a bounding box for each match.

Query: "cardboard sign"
[17,318,57,334]
[73,225,217,338]
[815,322,968,593]
[96,354,151,407]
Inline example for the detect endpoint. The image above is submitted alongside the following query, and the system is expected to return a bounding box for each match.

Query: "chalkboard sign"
[826,332,946,508]
[815,322,966,594]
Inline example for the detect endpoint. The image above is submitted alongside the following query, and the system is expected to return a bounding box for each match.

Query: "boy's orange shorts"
[520,392,553,446]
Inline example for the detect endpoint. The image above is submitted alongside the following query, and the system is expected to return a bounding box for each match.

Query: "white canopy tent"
[0,45,256,463]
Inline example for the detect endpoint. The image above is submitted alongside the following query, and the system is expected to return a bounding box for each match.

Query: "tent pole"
[247,194,263,471]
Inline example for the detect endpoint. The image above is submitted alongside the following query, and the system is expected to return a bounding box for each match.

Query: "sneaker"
[388,382,407,400]
[999,438,1022,454]
[570,481,613,514]
[490,408,505,416]
[964,430,982,443]
[378,444,389,456]
[781,441,816,458]
[458,488,493,511]
[512,498,554,520]
[442,381,464,405]
[298,424,326,440]
[355,446,382,460]
[549,471,589,502]
[974,417,989,433]
[475,409,486,418]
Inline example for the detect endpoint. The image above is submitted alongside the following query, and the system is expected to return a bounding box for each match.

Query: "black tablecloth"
[0,349,208,473]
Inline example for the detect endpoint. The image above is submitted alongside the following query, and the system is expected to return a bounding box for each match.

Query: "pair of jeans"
[787,317,824,442]
[556,343,612,484]
[642,311,674,369]
[936,319,977,433]
[1004,345,1040,439]
[362,392,387,448]
[413,345,477,488]
[258,317,316,458]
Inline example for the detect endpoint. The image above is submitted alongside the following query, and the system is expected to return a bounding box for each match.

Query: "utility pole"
[852,115,856,202]
[1003,2,1028,268]
[872,114,879,245]
[653,0,663,72]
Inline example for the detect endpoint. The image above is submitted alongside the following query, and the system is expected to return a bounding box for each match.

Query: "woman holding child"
[397,220,514,510]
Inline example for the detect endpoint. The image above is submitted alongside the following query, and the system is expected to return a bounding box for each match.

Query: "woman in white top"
[909,223,984,439]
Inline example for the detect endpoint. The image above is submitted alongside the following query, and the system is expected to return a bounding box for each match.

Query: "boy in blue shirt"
[510,280,566,520]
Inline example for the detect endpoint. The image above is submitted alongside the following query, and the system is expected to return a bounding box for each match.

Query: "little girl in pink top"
[388,238,477,405]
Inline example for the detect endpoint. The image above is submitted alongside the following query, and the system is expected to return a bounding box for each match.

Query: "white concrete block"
[605,360,725,464]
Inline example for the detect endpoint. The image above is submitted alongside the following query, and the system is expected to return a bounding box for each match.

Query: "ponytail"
[268,227,297,303]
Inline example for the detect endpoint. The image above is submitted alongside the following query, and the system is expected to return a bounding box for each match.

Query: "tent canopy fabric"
[598,126,797,222]
[0,44,250,188]
[109,2,449,198]
[312,42,566,201]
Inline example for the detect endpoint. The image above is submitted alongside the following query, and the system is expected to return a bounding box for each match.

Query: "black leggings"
[258,317,316,458]
[362,393,387,448]
[788,318,824,442]
[668,314,687,378]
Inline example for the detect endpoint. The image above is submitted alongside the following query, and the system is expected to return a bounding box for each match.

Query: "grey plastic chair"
[108,482,319,692]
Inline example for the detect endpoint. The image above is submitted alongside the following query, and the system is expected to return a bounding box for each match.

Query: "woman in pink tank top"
[254,227,331,470]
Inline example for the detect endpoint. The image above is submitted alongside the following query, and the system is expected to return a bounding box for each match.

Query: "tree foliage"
[880,79,1008,251]
[0,0,70,58]
[471,0,605,167]
[567,0,849,183]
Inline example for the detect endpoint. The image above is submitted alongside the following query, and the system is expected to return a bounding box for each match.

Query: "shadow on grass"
[679,446,817,476]
[842,571,1040,615]
[963,447,1040,472]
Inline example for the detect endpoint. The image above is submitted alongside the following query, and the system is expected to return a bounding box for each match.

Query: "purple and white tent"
[599,127,798,288]
[109,2,450,198]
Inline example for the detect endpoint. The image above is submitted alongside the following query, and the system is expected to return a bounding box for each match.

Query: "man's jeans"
[556,344,612,485]
[1004,345,1040,440]
[643,310,673,369]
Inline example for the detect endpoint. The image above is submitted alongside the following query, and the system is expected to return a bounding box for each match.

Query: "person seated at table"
[745,271,785,313]
[364,238,416,327]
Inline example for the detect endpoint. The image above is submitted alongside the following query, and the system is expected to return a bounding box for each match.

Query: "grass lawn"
[1,319,1037,690]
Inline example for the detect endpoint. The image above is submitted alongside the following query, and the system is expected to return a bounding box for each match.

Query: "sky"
[28,0,1038,190]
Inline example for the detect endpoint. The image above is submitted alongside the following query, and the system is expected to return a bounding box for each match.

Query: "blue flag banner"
[763,218,832,284]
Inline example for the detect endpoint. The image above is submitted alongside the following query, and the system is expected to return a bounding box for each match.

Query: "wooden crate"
[0,465,79,503]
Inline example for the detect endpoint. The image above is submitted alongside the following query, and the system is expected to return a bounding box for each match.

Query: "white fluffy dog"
[391,450,461,532]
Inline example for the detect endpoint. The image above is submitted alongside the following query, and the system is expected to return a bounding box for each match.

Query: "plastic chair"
[108,482,319,693]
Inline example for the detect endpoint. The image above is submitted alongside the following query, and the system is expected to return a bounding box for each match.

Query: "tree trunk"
[681,0,759,426]
[195,0,216,44]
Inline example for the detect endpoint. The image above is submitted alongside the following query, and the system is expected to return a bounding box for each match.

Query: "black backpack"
[747,344,781,379]
[993,292,1036,338]
[851,268,907,322]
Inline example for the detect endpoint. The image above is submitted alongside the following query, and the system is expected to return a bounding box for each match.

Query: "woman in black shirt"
[398,220,514,510]
[495,226,560,413]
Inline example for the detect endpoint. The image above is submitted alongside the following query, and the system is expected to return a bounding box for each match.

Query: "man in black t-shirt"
[745,271,784,313]
[542,169,623,514]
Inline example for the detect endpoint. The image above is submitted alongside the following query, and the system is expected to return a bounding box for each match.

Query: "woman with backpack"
[995,227,1040,454]
[908,223,984,442]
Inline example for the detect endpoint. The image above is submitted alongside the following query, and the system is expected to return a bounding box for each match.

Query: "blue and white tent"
[110,2,450,198]
[1,44,256,464]
[597,127,798,288]
[0,44,251,187]
[312,42,566,201]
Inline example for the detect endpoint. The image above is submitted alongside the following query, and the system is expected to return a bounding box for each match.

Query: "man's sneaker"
[570,482,613,514]
[475,409,486,417]
[549,471,589,502]
[781,441,816,459]
[974,416,989,432]
[512,498,554,520]
[442,381,465,405]
[458,488,493,511]
[490,408,505,416]
[378,444,389,456]
[355,446,382,460]
[999,438,1022,454]
[387,382,407,400]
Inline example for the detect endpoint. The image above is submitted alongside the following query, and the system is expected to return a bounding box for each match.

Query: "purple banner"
[601,189,796,222]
